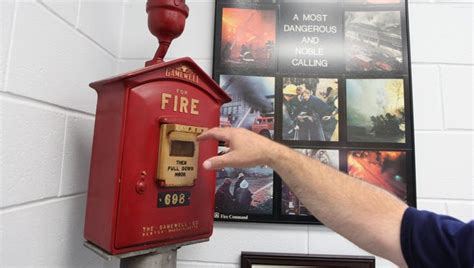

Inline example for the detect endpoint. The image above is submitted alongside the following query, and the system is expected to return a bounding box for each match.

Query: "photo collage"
[212,0,415,224]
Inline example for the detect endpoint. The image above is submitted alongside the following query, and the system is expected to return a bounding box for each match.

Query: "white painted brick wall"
[77,0,123,57]
[0,195,119,267]
[0,0,16,91]
[1,0,472,267]
[409,3,473,64]
[440,65,474,130]
[1,0,121,267]
[1,96,65,208]
[178,222,308,263]
[4,1,116,114]
[40,0,80,27]
[60,115,95,196]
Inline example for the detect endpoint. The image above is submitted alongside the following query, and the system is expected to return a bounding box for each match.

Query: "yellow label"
[157,124,207,187]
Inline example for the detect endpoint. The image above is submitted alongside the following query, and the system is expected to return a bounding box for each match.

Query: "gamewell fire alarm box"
[84,57,230,254]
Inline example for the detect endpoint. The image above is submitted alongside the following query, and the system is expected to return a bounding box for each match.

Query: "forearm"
[268,143,408,266]
[199,128,408,265]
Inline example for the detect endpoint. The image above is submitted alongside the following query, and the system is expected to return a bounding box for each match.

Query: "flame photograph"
[348,151,407,201]
[220,7,276,70]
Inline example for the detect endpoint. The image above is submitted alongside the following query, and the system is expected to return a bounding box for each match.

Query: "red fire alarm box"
[84,58,230,255]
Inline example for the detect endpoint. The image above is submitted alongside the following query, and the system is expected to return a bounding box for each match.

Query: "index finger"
[197,127,231,143]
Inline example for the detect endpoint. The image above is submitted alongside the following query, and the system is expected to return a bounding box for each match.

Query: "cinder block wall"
[1,0,472,267]
[1,0,121,267]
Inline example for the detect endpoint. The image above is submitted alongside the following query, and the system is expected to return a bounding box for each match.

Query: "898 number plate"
[158,191,191,208]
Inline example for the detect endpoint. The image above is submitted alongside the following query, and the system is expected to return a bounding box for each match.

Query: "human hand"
[197,127,277,170]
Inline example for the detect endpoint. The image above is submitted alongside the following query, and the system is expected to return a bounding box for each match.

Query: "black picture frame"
[241,252,375,268]
[212,0,416,225]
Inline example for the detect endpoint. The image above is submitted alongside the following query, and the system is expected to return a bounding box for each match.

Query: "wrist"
[263,141,286,168]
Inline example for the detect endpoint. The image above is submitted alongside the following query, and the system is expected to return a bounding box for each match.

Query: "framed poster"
[212,0,416,224]
[241,252,375,268]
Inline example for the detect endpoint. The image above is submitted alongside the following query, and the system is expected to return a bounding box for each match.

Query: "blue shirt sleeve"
[400,207,474,267]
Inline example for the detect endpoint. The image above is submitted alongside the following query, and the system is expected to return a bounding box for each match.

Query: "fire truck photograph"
[220,7,276,70]
[347,79,405,143]
[282,149,339,216]
[345,11,403,72]
[281,78,338,141]
[219,75,275,139]
[215,147,274,215]
[348,151,407,201]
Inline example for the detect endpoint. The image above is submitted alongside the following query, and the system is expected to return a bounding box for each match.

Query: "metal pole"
[84,238,208,267]
[120,249,177,268]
